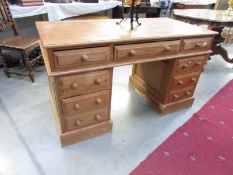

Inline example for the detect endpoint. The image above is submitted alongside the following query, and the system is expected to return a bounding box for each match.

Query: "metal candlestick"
[116,0,141,30]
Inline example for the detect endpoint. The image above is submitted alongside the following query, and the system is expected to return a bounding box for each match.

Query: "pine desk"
[36,18,216,147]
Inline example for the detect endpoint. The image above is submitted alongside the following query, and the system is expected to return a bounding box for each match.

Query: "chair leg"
[23,54,34,83]
[3,63,10,78]
[29,72,34,83]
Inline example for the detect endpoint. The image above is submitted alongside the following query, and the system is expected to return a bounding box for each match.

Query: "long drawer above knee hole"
[61,90,110,117]
[114,40,181,60]
[53,46,111,71]
[57,69,112,98]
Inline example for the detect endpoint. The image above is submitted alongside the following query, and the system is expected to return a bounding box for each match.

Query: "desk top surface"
[173,9,233,23]
[36,18,216,49]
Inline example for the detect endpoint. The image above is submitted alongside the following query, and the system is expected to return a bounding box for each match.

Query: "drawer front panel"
[114,40,181,60]
[58,69,111,98]
[53,47,111,70]
[170,72,200,90]
[182,37,213,52]
[64,108,109,131]
[175,56,206,74]
[61,90,110,117]
[168,88,195,103]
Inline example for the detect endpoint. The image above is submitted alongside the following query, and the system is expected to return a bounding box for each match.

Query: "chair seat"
[0,36,39,50]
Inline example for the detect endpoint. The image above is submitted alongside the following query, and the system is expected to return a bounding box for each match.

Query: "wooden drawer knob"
[178,80,184,85]
[196,43,203,48]
[173,94,179,99]
[195,61,202,66]
[95,114,101,121]
[81,54,88,62]
[185,91,191,96]
[191,77,197,82]
[95,79,101,85]
[181,64,189,69]
[74,104,80,110]
[96,98,102,105]
[76,120,81,126]
[164,46,171,51]
[71,83,78,89]
[129,50,136,56]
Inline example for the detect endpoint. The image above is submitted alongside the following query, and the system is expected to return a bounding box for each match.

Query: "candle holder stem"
[116,0,141,30]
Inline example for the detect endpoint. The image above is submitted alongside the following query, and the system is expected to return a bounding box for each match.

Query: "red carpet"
[130,80,233,175]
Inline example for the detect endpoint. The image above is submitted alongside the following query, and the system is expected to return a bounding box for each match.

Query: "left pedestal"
[49,68,113,147]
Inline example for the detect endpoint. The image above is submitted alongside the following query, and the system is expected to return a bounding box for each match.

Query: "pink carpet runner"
[130,80,233,175]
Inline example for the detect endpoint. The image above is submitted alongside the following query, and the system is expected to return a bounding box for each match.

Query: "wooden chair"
[0,0,42,82]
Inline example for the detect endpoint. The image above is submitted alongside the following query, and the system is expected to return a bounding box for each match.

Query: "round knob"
[95,79,101,85]
[195,61,202,66]
[96,98,102,105]
[71,83,78,89]
[191,77,197,82]
[196,43,203,48]
[164,46,171,51]
[182,64,189,69]
[95,114,101,121]
[185,91,191,96]
[178,80,184,85]
[81,54,88,62]
[76,120,81,126]
[129,50,136,56]
[74,104,80,110]
[173,94,179,99]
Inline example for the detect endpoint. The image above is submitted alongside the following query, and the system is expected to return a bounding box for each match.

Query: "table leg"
[212,44,233,63]
[210,26,233,63]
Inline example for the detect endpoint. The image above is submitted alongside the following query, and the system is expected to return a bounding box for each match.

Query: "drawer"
[182,37,213,52]
[114,40,181,60]
[168,88,195,103]
[174,56,206,74]
[53,47,111,70]
[61,90,110,117]
[170,72,200,90]
[58,69,112,98]
[64,108,109,131]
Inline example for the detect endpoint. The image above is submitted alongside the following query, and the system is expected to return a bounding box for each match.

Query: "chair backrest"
[0,0,19,35]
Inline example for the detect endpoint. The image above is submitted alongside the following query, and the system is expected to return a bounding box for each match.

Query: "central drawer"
[61,90,110,117]
[114,40,181,60]
[57,69,112,98]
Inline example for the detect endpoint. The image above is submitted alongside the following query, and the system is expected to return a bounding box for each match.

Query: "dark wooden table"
[112,2,161,18]
[171,2,215,10]
[173,9,233,63]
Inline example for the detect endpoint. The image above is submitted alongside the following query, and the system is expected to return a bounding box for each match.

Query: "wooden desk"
[36,18,216,147]
[173,9,233,63]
